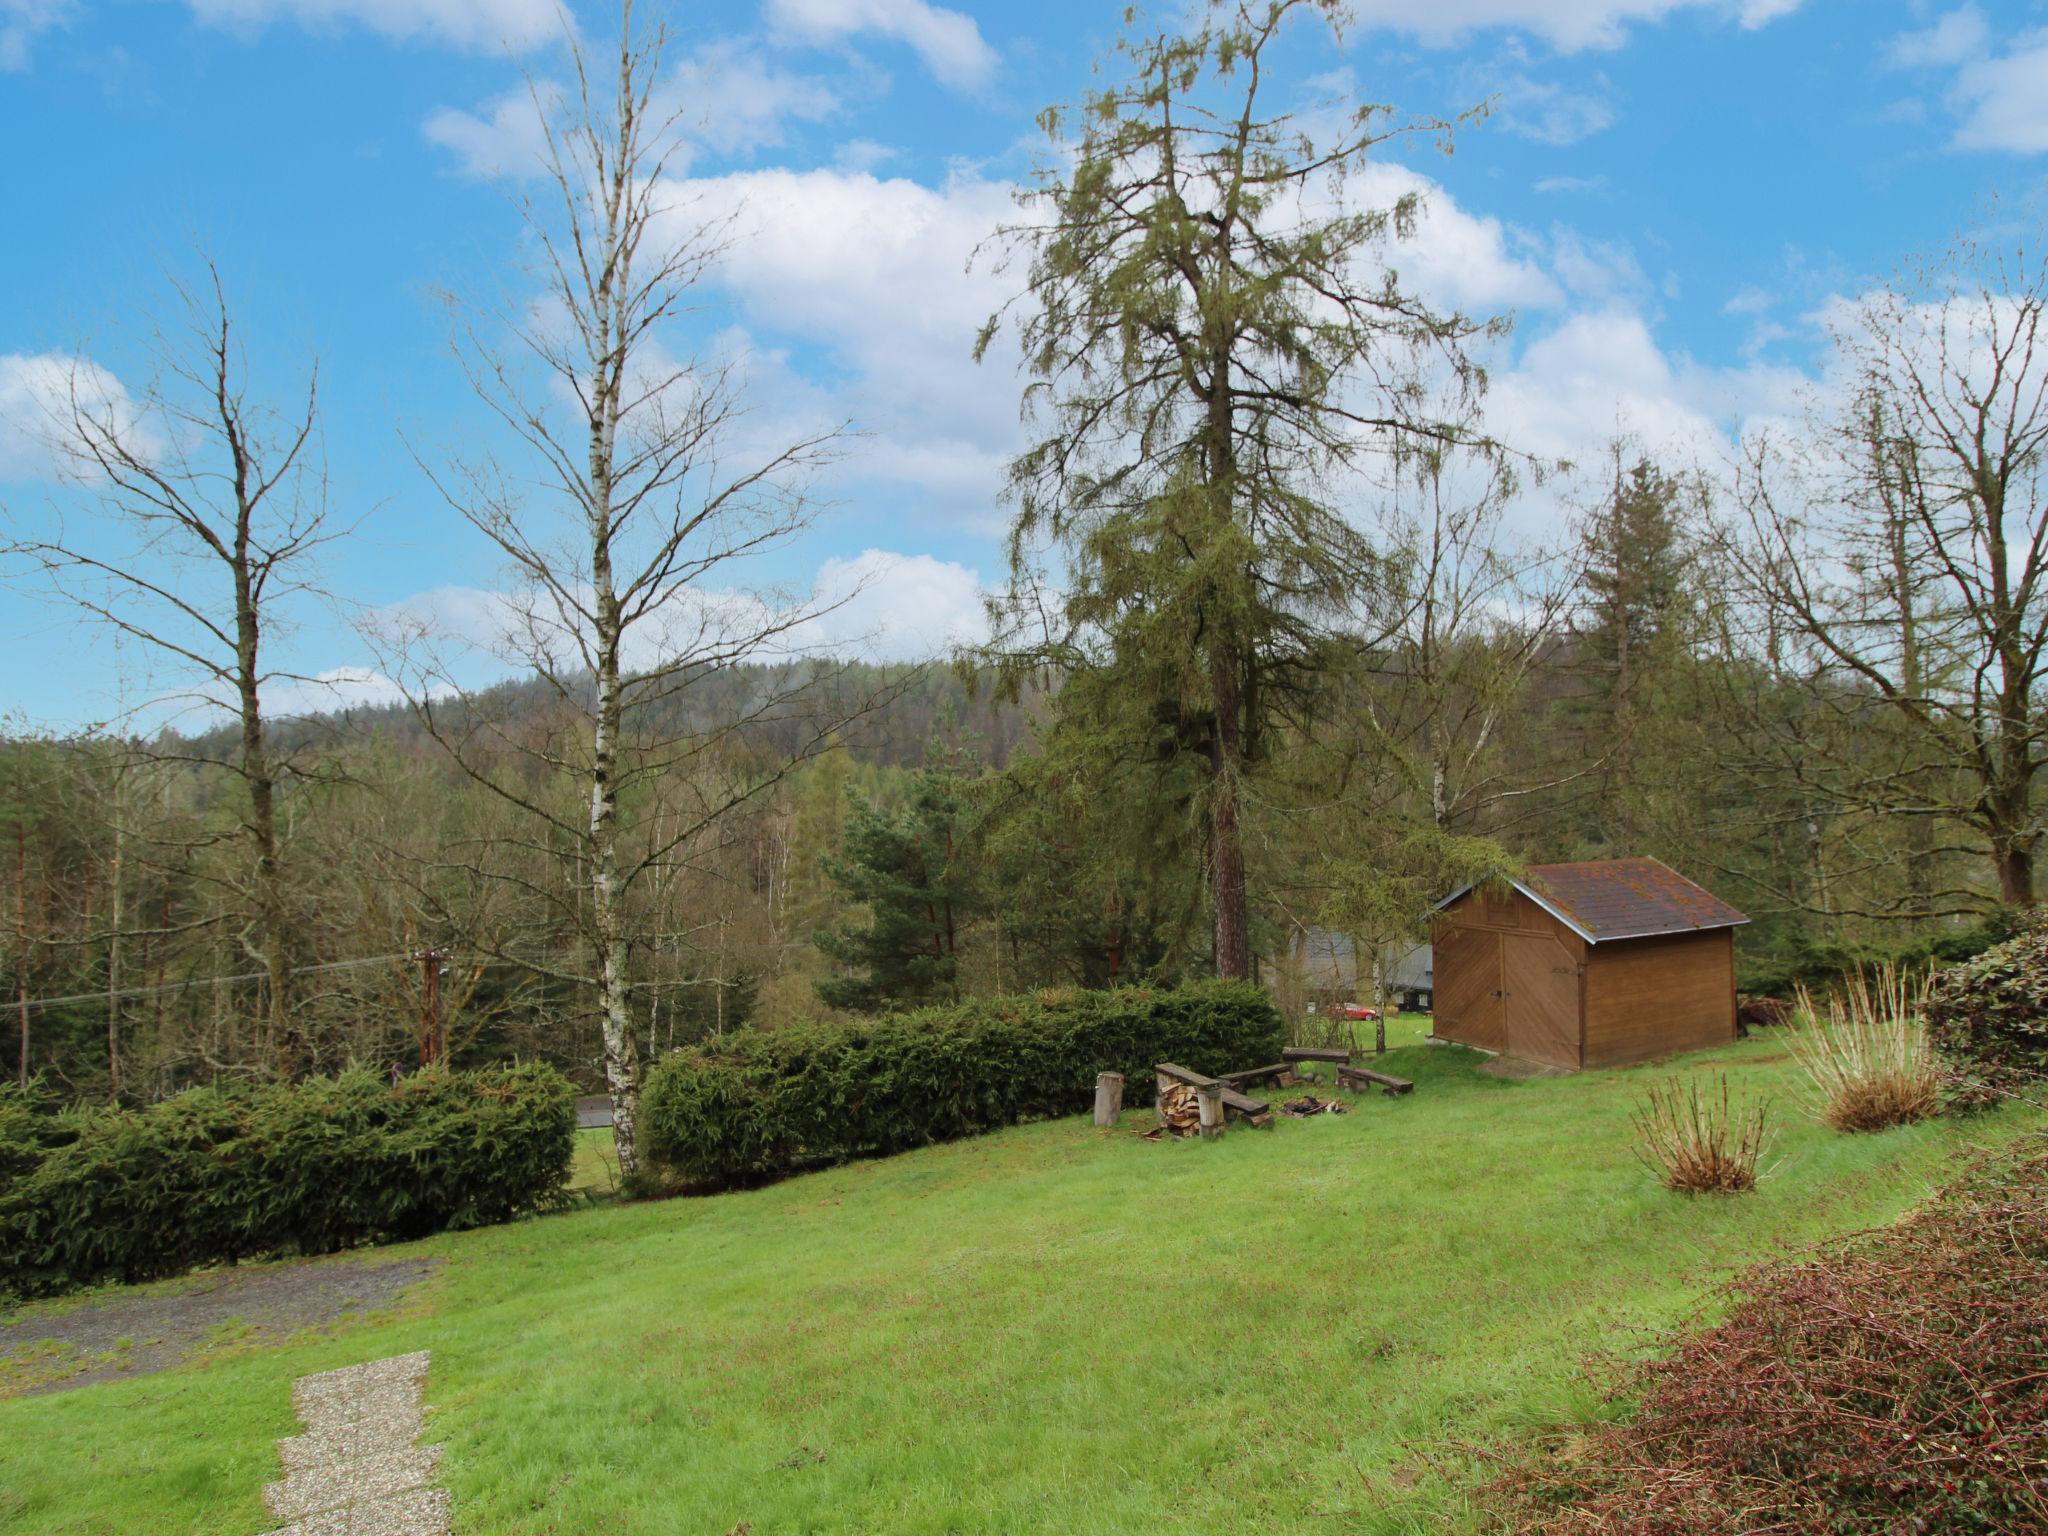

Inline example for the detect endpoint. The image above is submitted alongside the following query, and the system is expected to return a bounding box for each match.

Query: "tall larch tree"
[978,0,1502,979]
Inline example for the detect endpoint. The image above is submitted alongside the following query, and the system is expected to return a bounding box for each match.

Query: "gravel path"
[0,1257,439,1397]
[260,1351,449,1536]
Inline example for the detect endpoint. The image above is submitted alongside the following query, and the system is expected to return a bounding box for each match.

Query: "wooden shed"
[1429,858,1748,1071]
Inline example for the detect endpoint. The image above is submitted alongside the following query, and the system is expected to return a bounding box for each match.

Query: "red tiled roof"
[1518,858,1749,943]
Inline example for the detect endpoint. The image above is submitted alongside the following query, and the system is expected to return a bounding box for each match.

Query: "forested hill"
[168,661,1053,772]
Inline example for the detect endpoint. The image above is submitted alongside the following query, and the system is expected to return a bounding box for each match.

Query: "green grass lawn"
[3,1017,2038,1535]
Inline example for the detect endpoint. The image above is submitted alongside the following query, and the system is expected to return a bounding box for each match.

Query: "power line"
[12,952,415,1016]
[15,941,744,1017]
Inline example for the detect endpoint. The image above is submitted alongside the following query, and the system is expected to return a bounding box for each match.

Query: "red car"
[1333,1003,1381,1022]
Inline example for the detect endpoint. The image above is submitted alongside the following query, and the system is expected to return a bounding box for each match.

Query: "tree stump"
[1093,1071,1124,1127]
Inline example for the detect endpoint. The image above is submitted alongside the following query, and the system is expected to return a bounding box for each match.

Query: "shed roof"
[1437,858,1749,945]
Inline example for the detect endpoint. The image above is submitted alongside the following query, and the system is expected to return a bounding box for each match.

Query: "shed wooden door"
[1436,922,1505,1053]
[1502,934,1579,1069]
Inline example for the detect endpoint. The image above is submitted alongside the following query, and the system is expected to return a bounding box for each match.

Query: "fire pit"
[1279,1094,1348,1117]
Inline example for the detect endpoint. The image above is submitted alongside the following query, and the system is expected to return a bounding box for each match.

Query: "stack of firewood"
[1157,1082,1204,1136]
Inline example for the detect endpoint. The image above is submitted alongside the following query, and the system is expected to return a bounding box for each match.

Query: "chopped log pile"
[1156,1082,1205,1135]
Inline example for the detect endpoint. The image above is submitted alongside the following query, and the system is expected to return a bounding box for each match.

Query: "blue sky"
[0,0,2042,728]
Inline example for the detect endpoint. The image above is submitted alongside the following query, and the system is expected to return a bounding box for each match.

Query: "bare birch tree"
[3,269,331,1069]
[404,1,858,1177]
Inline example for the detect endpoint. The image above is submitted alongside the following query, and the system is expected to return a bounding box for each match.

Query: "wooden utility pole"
[105,771,126,1100]
[16,824,29,1090]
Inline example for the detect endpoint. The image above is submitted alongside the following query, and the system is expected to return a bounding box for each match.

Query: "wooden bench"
[1282,1046,1351,1064]
[1336,1063,1414,1097]
[1217,1062,1297,1090]
[1218,1086,1274,1129]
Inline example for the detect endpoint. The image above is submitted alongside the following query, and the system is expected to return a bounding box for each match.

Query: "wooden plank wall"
[1582,929,1737,1067]
[1433,889,1587,1061]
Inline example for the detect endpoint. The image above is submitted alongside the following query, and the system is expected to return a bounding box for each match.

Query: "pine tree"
[1574,451,1698,849]
[814,766,979,1011]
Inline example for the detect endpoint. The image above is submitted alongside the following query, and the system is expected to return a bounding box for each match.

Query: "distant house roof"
[1287,930,1433,989]
[1435,858,1749,945]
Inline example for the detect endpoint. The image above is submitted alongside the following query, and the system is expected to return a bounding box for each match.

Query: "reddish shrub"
[1736,994,1794,1030]
[1493,1136,2048,1535]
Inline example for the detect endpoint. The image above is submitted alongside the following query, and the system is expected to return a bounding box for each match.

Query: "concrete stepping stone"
[260,1351,449,1536]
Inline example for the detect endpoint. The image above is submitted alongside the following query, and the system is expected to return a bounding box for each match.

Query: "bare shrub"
[1789,965,1940,1133]
[1487,1136,2048,1535]
[1631,1075,1772,1194]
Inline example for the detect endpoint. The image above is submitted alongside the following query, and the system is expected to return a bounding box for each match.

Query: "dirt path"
[0,1256,439,1397]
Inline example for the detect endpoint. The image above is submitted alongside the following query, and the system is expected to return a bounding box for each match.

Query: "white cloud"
[182,0,560,51]
[263,665,408,718]
[1886,9,2048,154]
[797,549,988,659]
[671,41,840,156]
[1887,5,1988,68]
[0,352,141,483]
[1493,75,1616,145]
[423,83,555,180]
[1949,30,2048,153]
[1484,307,1808,478]
[1545,226,1651,306]
[0,0,73,71]
[375,548,988,696]
[633,158,1562,518]
[1349,163,1563,313]
[1343,0,1801,52]
[1533,174,1607,195]
[765,0,996,90]
[833,138,899,173]
[652,165,1022,509]
[425,44,840,180]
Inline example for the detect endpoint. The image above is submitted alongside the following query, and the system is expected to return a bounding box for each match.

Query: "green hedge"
[641,980,1286,1187]
[0,1063,575,1298]
[1925,911,2048,1084]
[1739,910,2020,998]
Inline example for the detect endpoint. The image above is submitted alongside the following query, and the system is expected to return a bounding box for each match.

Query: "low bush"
[1789,965,1940,1132]
[1630,1076,1771,1194]
[1490,1135,2048,1535]
[0,1063,574,1297]
[1924,908,2048,1083]
[641,981,1286,1187]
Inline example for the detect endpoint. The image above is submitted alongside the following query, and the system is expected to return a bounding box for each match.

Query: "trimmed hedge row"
[641,980,1286,1187]
[0,1063,575,1297]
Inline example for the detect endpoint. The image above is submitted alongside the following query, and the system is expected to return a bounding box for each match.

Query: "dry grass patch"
[1631,1075,1772,1194]
[1790,966,1941,1133]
